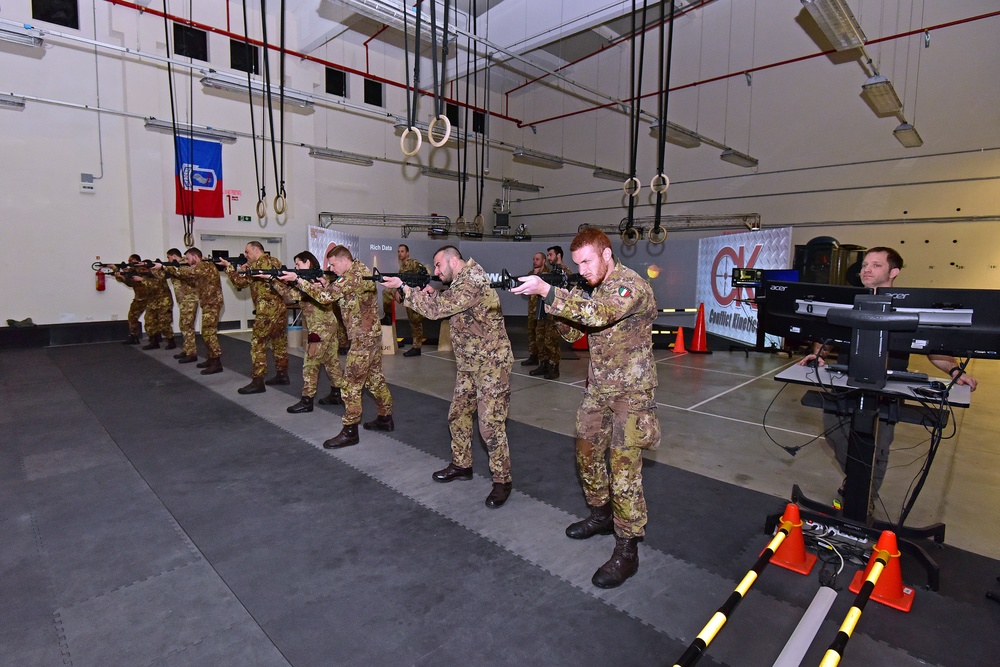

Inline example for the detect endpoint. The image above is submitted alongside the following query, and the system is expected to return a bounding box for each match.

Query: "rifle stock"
[364,266,438,289]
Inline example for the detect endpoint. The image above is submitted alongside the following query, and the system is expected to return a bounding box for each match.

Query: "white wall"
[1,1,998,325]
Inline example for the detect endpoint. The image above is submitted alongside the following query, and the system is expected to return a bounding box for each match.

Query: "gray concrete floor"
[324,332,1000,560]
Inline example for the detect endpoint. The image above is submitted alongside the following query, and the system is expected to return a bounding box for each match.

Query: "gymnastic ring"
[455,216,467,225]
[401,126,422,156]
[255,199,267,219]
[273,194,286,215]
[472,214,485,230]
[427,114,452,147]
[650,173,670,193]
[183,232,194,248]
[623,176,641,198]
[621,227,641,246]
[648,226,667,244]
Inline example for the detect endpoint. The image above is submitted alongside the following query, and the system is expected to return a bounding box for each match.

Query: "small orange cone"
[572,333,589,351]
[671,327,687,354]
[850,530,914,612]
[770,503,817,575]
[689,303,712,354]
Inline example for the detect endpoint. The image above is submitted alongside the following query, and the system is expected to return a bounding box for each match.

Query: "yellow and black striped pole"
[818,547,890,667]
[673,514,794,667]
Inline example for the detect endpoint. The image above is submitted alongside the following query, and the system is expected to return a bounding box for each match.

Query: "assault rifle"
[490,268,590,292]
[364,266,439,289]
[212,254,249,271]
[92,259,183,278]
[244,267,336,282]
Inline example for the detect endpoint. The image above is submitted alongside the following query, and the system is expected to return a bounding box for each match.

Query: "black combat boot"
[529,361,550,377]
[402,347,421,357]
[265,370,290,386]
[199,357,223,375]
[287,396,314,413]
[317,386,342,405]
[323,424,360,449]
[485,482,513,508]
[164,337,177,350]
[591,535,639,589]
[432,464,473,482]
[176,354,198,364]
[238,376,266,394]
[566,502,614,539]
[173,350,187,359]
[545,363,560,380]
[520,355,539,367]
[362,414,394,431]
[142,334,161,350]
[123,334,140,345]
[196,358,212,368]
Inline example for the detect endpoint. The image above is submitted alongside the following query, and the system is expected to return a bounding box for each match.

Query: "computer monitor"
[760,280,872,345]
[880,286,1000,360]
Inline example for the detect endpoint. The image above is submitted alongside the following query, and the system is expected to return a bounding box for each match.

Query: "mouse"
[928,380,946,391]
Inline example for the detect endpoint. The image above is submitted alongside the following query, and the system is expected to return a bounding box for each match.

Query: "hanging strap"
[258,0,281,212]
[162,1,195,246]
[624,0,650,243]
[650,0,676,243]
[242,0,265,218]
[401,2,423,156]
[274,0,288,214]
[427,0,452,147]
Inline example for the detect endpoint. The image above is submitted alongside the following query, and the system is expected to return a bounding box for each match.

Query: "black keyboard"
[824,364,929,384]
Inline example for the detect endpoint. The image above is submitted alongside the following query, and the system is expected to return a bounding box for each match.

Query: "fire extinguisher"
[96,270,106,291]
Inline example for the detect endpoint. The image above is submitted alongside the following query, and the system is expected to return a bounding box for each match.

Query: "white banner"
[696,228,792,346]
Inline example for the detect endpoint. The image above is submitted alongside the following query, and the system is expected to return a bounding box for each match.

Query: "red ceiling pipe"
[103,0,518,124]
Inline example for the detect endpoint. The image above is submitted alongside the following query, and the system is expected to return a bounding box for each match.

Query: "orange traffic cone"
[572,333,589,351]
[671,327,687,354]
[689,303,712,354]
[770,503,817,575]
[850,530,914,612]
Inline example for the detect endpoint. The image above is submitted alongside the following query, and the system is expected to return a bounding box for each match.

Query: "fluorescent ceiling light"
[0,93,26,110]
[720,149,758,168]
[512,148,563,169]
[801,0,867,51]
[334,0,453,43]
[502,179,542,193]
[0,24,43,48]
[420,166,467,182]
[309,147,374,166]
[144,117,238,144]
[861,75,902,115]
[592,168,629,182]
[893,122,923,148]
[649,120,702,148]
[200,71,314,108]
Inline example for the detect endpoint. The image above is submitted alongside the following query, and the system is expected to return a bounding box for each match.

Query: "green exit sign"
[237,215,252,222]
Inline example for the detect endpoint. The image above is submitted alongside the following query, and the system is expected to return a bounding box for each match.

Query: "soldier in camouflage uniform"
[114,254,150,345]
[383,245,515,508]
[513,229,660,588]
[521,252,548,367]
[155,248,224,374]
[140,263,175,351]
[528,246,566,380]
[282,245,392,449]
[163,248,198,362]
[271,251,344,413]
[395,244,426,357]
[222,242,289,395]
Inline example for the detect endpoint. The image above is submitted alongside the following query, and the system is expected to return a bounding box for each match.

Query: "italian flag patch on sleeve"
[618,286,632,298]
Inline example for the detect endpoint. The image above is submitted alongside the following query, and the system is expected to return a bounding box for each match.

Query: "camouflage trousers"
[127,297,149,337]
[526,311,539,357]
[302,338,343,397]
[200,301,222,359]
[448,364,512,484]
[178,296,199,355]
[406,307,424,348]
[575,388,661,539]
[250,307,288,378]
[145,293,174,339]
[533,315,560,365]
[341,335,392,426]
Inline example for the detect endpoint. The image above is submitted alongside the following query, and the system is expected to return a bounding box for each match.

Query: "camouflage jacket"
[550,261,657,393]
[164,260,222,303]
[399,257,426,276]
[296,259,379,343]
[405,259,512,372]
[272,279,339,340]
[226,255,283,307]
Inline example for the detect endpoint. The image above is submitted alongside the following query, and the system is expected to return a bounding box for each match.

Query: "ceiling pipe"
[519,8,1000,129]
[101,0,519,125]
